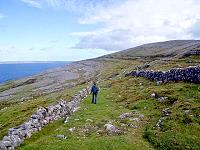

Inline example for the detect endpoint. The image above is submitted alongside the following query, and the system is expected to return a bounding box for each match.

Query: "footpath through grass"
[18,87,154,150]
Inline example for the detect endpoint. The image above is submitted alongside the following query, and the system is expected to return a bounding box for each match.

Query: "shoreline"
[0,61,73,84]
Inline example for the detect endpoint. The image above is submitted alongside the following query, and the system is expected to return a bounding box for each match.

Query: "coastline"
[0,61,72,84]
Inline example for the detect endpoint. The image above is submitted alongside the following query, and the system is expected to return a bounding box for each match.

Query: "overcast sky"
[0,0,200,61]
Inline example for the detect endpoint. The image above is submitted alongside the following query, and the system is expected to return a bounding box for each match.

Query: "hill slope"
[101,40,200,59]
[0,40,199,150]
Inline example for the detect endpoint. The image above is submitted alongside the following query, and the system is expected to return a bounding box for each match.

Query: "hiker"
[91,82,99,104]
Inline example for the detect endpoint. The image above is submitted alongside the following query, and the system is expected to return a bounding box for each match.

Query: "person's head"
[93,81,96,85]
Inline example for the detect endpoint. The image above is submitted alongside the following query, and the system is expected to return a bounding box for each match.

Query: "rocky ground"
[0,60,103,102]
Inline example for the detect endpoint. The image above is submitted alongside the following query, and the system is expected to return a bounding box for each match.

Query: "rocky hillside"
[101,40,200,59]
[0,60,103,105]
[0,40,199,150]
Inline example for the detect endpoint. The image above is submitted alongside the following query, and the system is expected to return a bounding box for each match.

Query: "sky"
[0,0,200,61]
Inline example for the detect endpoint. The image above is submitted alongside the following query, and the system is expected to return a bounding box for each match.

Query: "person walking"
[91,82,99,104]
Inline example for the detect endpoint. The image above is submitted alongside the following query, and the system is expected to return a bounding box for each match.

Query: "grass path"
[18,87,154,150]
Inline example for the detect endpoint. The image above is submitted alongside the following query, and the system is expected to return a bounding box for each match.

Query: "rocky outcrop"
[0,86,90,150]
[125,65,200,84]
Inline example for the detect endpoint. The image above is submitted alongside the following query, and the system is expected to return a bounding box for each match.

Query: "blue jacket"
[91,85,99,94]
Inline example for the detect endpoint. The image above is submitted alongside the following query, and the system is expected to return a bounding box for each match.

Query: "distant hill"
[100,40,200,59]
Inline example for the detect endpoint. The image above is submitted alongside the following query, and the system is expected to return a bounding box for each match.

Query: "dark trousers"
[92,94,97,104]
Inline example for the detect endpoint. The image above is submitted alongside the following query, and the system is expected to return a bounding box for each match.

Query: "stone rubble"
[55,135,67,139]
[156,117,167,128]
[157,97,168,102]
[162,108,171,117]
[0,86,90,150]
[119,112,133,119]
[125,65,200,84]
[151,93,159,99]
[156,108,171,128]
[64,116,70,124]
[104,123,121,135]
[69,127,76,132]
[129,118,140,122]
[184,109,191,115]
[151,93,168,102]
[119,111,144,121]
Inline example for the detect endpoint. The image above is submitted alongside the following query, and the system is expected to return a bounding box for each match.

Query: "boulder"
[0,141,7,150]
[2,140,12,148]
[104,123,121,134]
[9,135,22,147]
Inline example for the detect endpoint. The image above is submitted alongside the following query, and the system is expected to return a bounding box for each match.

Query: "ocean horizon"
[0,61,71,84]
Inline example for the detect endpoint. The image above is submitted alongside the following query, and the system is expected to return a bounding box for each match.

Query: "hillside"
[0,40,200,150]
[101,40,200,59]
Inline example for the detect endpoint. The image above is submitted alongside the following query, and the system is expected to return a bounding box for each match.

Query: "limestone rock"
[64,117,69,124]
[104,123,121,134]
[119,112,133,119]
[162,108,171,117]
[2,140,12,148]
[55,135,67,139]
[156,117,166,128]
[129,118,140,122]
[0,141,7,150]
[69,127,76,132]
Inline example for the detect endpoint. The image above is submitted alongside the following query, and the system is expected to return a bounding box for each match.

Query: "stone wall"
[125,65,200,84]
[182,49,200,58]
[0,86,90,150]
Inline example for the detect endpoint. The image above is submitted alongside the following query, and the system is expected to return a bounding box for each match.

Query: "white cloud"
[20,0,117,11]
[19,0,200,51]
[73,29,137,51]
[189,19,200,38]
[73,0,200,51]
[21,0,42,8]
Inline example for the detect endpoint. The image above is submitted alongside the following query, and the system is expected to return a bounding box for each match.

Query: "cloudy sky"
[0,0,200,61]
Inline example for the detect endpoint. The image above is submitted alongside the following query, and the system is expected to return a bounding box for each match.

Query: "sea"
[0,61,71,84]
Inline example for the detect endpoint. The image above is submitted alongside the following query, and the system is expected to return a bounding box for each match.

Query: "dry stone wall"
[0,86,90,150]
[182,49,200,57]
[125,65,200,84]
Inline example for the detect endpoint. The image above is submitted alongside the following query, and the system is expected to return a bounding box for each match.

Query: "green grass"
[1,56,200,150]
[18,88,154,150]
[108,75,200,150]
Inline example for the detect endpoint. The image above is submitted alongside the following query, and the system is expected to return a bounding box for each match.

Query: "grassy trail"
[18,87,154,150]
